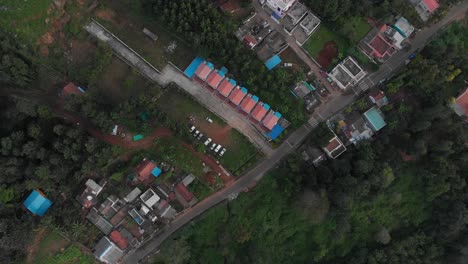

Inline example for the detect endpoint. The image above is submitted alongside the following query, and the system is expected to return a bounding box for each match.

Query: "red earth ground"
[196,121,233,146]
[316,41,338,69]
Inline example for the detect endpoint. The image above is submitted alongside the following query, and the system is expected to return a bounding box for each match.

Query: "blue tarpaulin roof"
[220,66,228,75]
[133,134,144,141]
[229,79,237,85]
[151,167,162,177]
[23,190,52,217]
[265,55,282,70]
[267,124,285,141]
[184,57,204,78]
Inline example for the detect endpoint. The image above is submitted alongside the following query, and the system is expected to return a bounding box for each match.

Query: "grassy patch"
[44,245,94,264]
[157,89,258,174]
[33,228,71,263]
[0,0,51,41]
[95,0,194,70]
[152,137,205,177]
[341,17,372,44]
[303,25,350,59]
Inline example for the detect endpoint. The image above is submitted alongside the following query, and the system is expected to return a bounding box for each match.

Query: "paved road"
[85,3,467,262]
[357,1,468,92]
[252,0,336,93]
[85,20,274,156]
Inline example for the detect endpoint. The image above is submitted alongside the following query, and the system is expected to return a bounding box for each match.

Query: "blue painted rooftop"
[220,66,228,75]
[264,103,270,110]
[206,62,214,69]
[218,70,226,77]
[24,190,52,217]
[229,79,237,85]
[152,167,162,177]
[184,57,203,78]
[265,55,282,70]
[267,124,285,141]
[252,95,259,102]
[364,107,386,131]
[241,87,248,93]
[274,112,282,118]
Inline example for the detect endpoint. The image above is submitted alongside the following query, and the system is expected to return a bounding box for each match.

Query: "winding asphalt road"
[85,2,466,262]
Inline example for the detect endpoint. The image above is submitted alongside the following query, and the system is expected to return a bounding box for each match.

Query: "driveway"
[85,20,274,156]
[252,0,336,93]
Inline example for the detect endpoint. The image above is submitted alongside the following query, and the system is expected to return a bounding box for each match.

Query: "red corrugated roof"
[228,87,246,105]
[455,88,468,115]
[195,63,212,80]
[110,230,129,250]
[251,103,268,121]
[240,95,257,114]
[369,34,393,58]
[206,71,224,88]
[62,82,81,96]
[175,183,194,203]
[136,159,156,182]
[262,111,279,130]
[325,137,341,152]
[217,79,234,97]
[243,35,257,49]
[422,0,439,12]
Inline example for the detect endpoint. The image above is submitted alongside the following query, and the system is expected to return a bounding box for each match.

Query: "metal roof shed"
[23,190,52,217]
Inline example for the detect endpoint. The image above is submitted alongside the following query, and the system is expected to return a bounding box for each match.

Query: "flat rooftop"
[235,13,272,44]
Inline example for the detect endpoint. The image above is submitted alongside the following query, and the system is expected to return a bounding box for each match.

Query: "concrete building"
[263,0,297,18]
[293,12,321,45]
[93,236,124,264]
[412,0,440,21]
[363,107,387,132]
[329,56,366,89]
[323,135,347,159]
[282,1,308,33]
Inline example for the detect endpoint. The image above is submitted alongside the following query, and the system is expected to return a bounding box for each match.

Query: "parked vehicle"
[204,138,212,146]
[189,126,196,132]
[219,148,226,156]
[197,133,204,140]
[215,144,222,153]
[193,130,200,136]
[206,117,213,123]
[210,143,217,150]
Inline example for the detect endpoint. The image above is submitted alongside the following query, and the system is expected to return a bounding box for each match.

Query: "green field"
[341,17,372,44]
[157,89,259,174]
[303,25,350,59]
[0,0,52,41]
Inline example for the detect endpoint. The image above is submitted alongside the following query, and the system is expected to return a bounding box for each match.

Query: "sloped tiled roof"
[239,94,258,114]
[251,103,269,121]
[228,86,247,105]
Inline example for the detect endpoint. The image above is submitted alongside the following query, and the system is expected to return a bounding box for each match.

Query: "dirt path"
[26,227,47,264]
[57,108,172,149]
[56,106,233,185]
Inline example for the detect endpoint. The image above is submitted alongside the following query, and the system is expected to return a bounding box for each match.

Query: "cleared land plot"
[304,18,371,69]
[303,25,350,68]
[157,90,260,174]
[94,1,194,70]
[0,0,51,41]
[28,228,70,264]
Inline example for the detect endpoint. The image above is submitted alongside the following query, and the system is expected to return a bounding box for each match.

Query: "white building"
[263,0,297,18]
[329,56,367,90]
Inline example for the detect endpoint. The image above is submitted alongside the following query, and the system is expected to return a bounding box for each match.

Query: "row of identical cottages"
[185,57,288,140]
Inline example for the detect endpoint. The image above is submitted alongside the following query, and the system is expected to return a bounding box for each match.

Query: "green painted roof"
[133,134,144,141]
[364,107,386,131]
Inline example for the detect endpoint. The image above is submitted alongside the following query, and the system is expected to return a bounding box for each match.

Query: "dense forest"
[0,30,116,262]
[154,20,468,264]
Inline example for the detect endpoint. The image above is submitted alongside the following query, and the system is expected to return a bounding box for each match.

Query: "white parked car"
[204,138,212,146]
[219,148,226,156]
[193,130,200,136]
[206,117,213,123]
[189,126,196,132]
[197,133,204,140]
[214,144,222,153]
[210,143,217,150]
